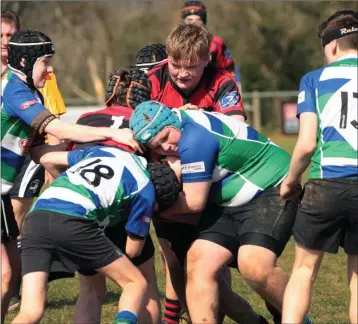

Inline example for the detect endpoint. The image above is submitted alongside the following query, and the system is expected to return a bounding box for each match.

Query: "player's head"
[105,66,151,109]
[135,43,167,73]
[8,30,55,89]
[166,23,211,93]
[318,10,358,64]
[181,1,207,25]
[147,161,181,211]
[129,100,182,156]
[1,10,20,65]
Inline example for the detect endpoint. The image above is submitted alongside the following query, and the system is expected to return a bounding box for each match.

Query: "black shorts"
[1,194,20,243]
[294,178,358,255]
[154,221,199,266]
[198,187,297,258]
[9,156,45,199]
[21,210,123,278]
[80,221,155,276]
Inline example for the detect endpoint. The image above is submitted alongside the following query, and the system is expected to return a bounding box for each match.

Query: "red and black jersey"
[210,35,235,75]
[148,61,245,118]
[69,105,135,152]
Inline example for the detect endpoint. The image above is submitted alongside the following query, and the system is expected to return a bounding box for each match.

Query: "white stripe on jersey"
[320,66,358,81]
[2,179,13,195]
[39,187,97,212]
[1,127,26,156]
[321,157,358,166]
[221,175,262,207]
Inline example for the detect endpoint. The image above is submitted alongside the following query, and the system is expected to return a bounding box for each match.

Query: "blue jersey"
[297,54,357,179]
[1,71,52,194]
[175,110,290,207]
[32,146,156,238]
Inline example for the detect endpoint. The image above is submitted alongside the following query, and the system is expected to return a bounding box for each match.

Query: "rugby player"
[1,29,139,319]
[130,101,306,323]
[12,145,180,324]
[281,10,358,323]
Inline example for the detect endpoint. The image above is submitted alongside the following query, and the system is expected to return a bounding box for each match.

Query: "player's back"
[32,146,152,226]
[177,109,291,205]
[298,55,358,179]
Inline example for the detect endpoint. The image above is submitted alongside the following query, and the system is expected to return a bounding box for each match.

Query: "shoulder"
[300,67,325,88]
[212,35,225,45]
[3,73,30,97]
[147,60,168,80]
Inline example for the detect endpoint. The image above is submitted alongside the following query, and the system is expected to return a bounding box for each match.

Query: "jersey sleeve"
[296,72,318,117]
[3,82,55,130]
[38,73,67,116]
[67,148,88,167]
[125,183,156,238]
[212,76,246,118]
[179,122,220,183]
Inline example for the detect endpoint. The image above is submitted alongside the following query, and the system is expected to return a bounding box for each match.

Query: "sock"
[265,301,282,324]
[163,298,181,324]
[114,310,137,324]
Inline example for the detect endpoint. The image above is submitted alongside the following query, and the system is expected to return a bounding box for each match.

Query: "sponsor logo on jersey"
[20,99,37,110]
[142,216,151,223]
[29,179,40,192]
[298,91,305,104]
[219,91,239,109]
[182,161,205,174]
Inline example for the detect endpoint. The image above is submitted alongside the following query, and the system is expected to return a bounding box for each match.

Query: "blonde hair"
[166,23,212,62]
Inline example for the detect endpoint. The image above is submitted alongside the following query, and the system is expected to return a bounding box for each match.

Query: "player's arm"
[213,77,246,121]
[161,128,219,217]
[281,76,318,200]
[38,147,89,178]
[4,86,142,153]
[125,184,156,258]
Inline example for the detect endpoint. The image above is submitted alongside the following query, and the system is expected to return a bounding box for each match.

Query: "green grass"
[5,134,351,323]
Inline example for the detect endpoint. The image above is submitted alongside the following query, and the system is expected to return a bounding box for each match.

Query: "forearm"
[30,142,68,164]
[47,133,62,145]
[45,119,114,143]
[286,146,314,183]
[162,192,204,216]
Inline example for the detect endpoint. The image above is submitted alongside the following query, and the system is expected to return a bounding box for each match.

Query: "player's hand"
[110,128,144,154]
[178,103,199,110]
[44,170,55,184]
[280,177,302,200]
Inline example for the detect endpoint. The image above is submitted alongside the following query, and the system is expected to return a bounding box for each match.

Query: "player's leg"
[185,238,232,323]
[186,204,263,323]
[96,255,147,324]
[1,194,21,321]
[136,257,161,324]
[11,272,49,324]
[344,178,358,324]
[74,273,106,324]
[9,159,45,311]
[281,244,323,323]
[12,210,53,323]
[1,241,20,322]
[235,187,297,323]
[348,255,357,324]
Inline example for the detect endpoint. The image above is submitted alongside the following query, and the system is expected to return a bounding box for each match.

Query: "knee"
[239,259,273,289]
[186,249,217,284]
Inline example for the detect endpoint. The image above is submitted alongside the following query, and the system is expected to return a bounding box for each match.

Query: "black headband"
[321,24,358,47]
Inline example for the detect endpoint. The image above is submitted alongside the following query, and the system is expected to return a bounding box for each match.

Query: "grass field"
[5,134,351,323]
